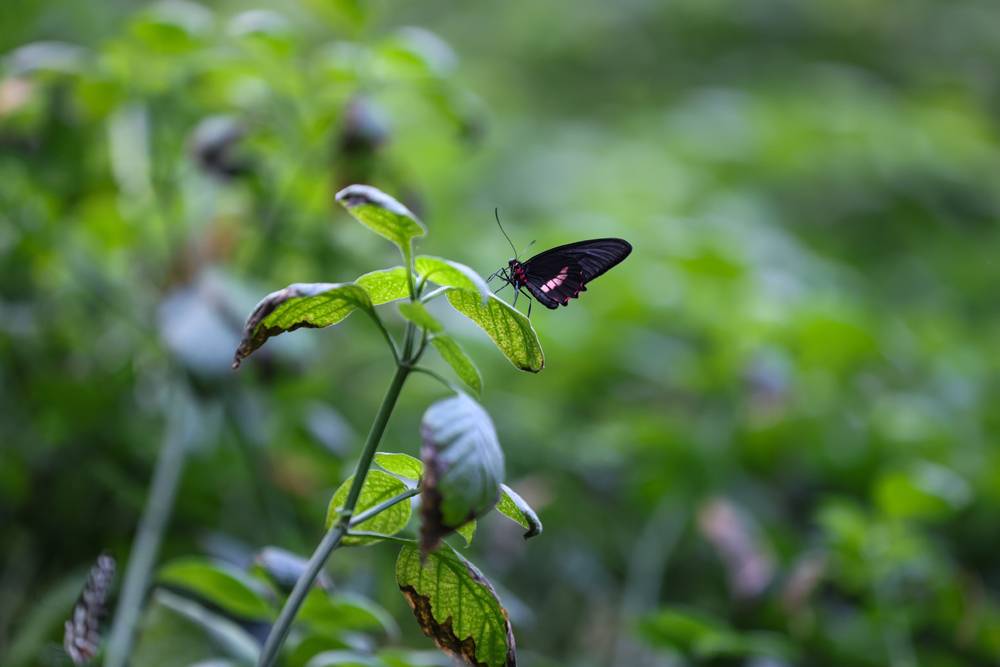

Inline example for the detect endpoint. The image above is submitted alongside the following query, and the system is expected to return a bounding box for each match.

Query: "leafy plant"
[231,184,545,667]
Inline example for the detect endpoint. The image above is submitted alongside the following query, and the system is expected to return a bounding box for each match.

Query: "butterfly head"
[507,259,527,285]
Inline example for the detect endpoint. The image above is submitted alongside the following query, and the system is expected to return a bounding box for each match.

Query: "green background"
[3,1,1000,665]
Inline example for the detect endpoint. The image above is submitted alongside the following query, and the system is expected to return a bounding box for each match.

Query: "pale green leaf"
[355,266,411,305]
[456,520,476,547]
[419,393,504,551]
[445,290,544,372]
[416,255,490,302]
[326,470,412,545]
[335,185,426,259]
[233,283,372,367]
[398,301,442,332]
[495,484,543,539]
[396,544,515,667]
[374,452,424,480]
[157,557,273,620]
[430,335,482,395]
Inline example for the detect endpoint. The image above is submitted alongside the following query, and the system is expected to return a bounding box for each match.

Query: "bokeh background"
[3,1,1000,666]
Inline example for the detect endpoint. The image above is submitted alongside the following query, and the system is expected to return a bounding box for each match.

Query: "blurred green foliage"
[3,0,1000,666]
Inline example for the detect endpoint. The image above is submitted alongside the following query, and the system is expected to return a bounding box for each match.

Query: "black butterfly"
[487,211,632,315]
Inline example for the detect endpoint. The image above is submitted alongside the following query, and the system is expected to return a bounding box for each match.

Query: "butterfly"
[64,553,116,665]
[487,210,632,315]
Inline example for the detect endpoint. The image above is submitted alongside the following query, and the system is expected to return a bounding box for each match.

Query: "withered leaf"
[232,282,372,368]
[396,544,515,667]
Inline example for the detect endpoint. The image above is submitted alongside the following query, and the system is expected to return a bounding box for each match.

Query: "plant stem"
[345,531,415,544]
[256,362,411,667]
[365,310,400,371]
[420,286,450,303]
[350,487,420,527]
[104,397,192,667]
[410,366,460,393]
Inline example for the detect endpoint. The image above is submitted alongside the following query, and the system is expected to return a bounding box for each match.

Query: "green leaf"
[233,283,373,368]
[326,470,412,545]
[286,635,352,667]
[639,607,794,661]
[430,335,482,395]
[132,590,259,667]
[336,185,426,261]
[419,393,504,552]
[157,557,273,621]
[874,462,971,520]
[445,291,544,372]
[396,544,515,667]
[456,521,476,547]
[495,484,543,539]
[374,452,424,480]
[398,301,442,332]
[416,255,491,302]
[298,588,399,639]
[355,266,411,305]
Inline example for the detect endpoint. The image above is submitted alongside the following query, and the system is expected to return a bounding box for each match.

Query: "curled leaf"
[396,544,516,667]
[445,291,543,373]
[431,335,483,395]
[233,283,372,367]
[335,184,426,257]
[420,394,504,553]
[495,485,543,539]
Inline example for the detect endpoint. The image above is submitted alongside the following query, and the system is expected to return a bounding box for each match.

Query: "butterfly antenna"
[495,208,519,259]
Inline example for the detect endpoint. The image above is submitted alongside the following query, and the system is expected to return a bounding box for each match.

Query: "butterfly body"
[492,238,632,311]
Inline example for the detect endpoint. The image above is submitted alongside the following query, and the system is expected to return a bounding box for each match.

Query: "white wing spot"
[539,266,569,293]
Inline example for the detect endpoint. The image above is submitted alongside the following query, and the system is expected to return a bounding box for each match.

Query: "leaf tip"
[335,184,422,227]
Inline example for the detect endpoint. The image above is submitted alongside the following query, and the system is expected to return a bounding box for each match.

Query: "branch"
[256,362,411,667]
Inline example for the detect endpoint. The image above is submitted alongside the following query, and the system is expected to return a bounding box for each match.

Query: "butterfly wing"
[522,238,631,308]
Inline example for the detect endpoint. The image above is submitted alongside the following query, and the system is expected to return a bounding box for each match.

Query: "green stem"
[350,487,420,527]
[345,531,416,545]
[405,240,417,301]
[256,362,411,667]
[410,366,460,393]
[414,327,429,360]
[420,286,450,303]
[104,398,191,667]
[365,310,400,368]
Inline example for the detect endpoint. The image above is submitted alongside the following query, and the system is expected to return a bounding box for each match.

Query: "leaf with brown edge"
[232,283,372,368]
[396,543,516,667]
[419,394,504,554]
